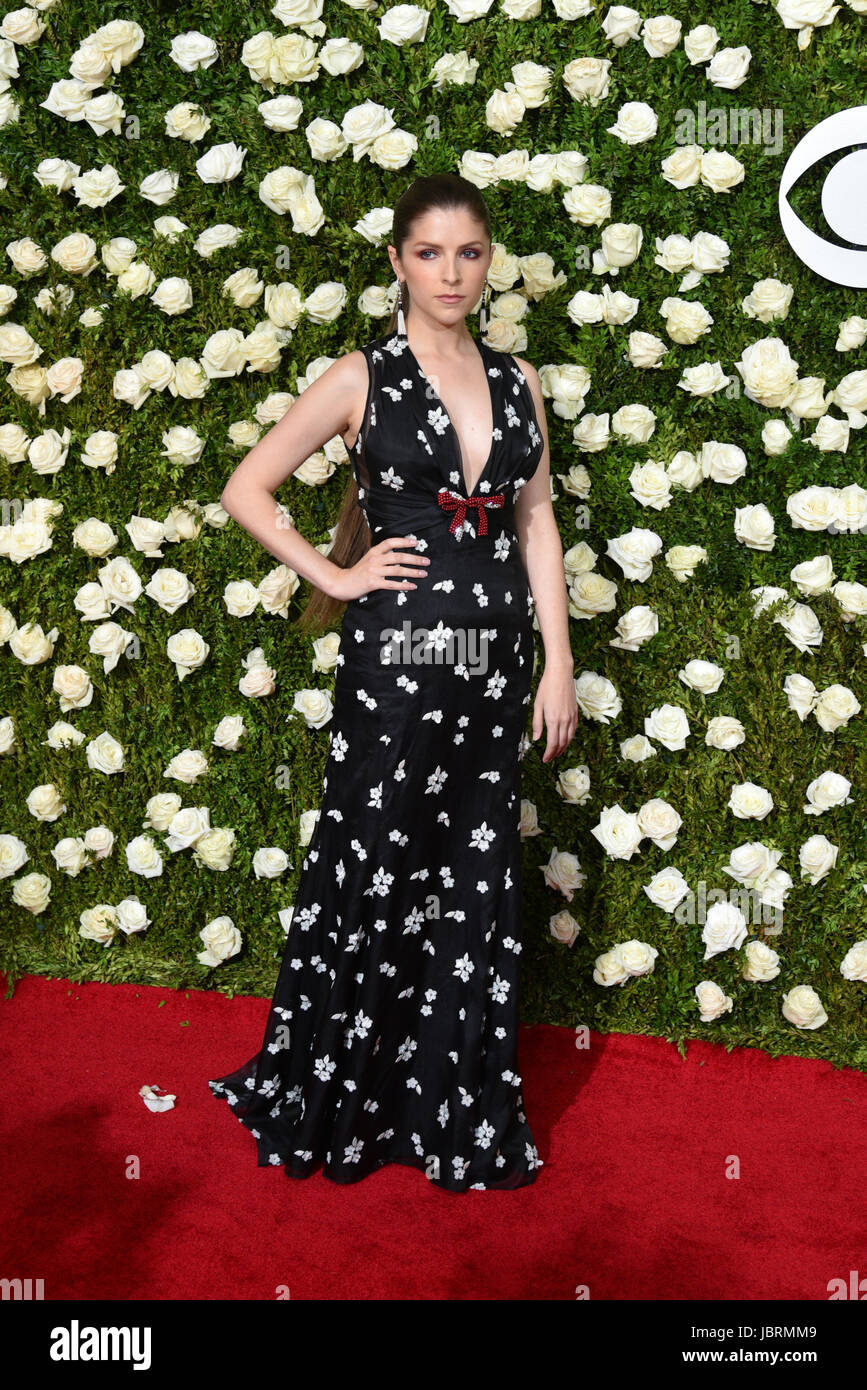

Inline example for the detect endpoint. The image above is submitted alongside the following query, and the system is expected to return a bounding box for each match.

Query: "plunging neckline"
[402,334,496,498]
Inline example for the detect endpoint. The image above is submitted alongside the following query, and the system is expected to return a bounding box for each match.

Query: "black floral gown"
[209,327,546,1192]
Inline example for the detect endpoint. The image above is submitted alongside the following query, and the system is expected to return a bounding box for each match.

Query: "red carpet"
[2,972,864,1300]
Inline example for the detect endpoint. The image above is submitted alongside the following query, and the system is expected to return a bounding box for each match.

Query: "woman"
[208,173,578,1191]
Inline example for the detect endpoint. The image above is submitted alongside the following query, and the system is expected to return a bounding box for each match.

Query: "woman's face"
[389,205,492,326]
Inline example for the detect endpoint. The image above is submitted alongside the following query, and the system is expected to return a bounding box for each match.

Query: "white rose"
[700,149,745,192]
[51,232,99,276]
[637,798,682,850]
[620,735,655,761]
[293,687,333,727]
[729,782,774,819]
[52,664,93,710]
[644,703,690,751]
[786,486,838,531]
[79,903,118,946]
[240,660,277,697]
[742,939,780,983]
[145,792,184,830]
[311,632,341,673]
[735,503,776,550]
[125,834,164,877]
[591,804,643,859]
[52,836,89,876]
[593,948,629,987]
[574,670,621,723]
[116,896,151,934]
[167,628,210,679]
[661,145,702,188]
[626,331,667,369]
[781,985,827,1030]
[379,4,429,44]
[563,183,612,228]
[84,825,114,860]
[27,782,66,821]
[151,276,193,316]
[607,99,657,144]
[666,451,703,491]
[606,528,663,580]
[806,414,849,452]
[774,601,823,655]
[701,439,747,484]
[702,900,748,959]
[86,730,125,774]
[832,581,867,621]
[3,7,45,43]
[165,806,212,852]
[742,277,793,323]
[835,316,867,351]
[193,826,236,871]
[706,45,751,89]
[299,808,320,845]
[549,910,580,946]
[253,847,290,879]
[695,980,734,1021]
[170,31,219,72]
[541,846,587,900]
[784,673,819,721]
[165,100,211,144]
[568,570,618,619]
[791,554,835,598]
[723,841,778,888]
[679,659,724,693]
[196,141,247,184]
[12,870,52,913]
[735,336,799,409]
[642,15,681,56]
[840,941,867,983]
[705,716,746,750]
[813,684,860,732]
[574,412,610,451]
[799,833,838,884]
[197,915,241,966]
[145,567,195,615]
[10,621,58,662]
[684,23,719,63]
[617,939,659,976]
[660,296,712,345]
[609,605,658,652]
[89,622,133,674]
[600,222,643,270]
[562,55,611,104]
[213,715,246,750]
[601,6,642,47]
[556,765,591,805]
[0,832,29,878]
[804,770,853,815]
[762,419,793,455]
[644,866,690,912]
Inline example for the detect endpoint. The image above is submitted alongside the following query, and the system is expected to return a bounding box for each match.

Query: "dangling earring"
[479,278,491,336]
[395,276,407,338]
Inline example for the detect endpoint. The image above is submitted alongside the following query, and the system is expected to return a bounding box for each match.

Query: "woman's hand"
[328,536,431,603]
[532,662,579,763]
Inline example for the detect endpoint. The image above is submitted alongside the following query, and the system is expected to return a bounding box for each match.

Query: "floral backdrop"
[0,0,865,1071]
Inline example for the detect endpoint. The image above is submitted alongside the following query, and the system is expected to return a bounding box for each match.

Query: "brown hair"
[292,173,492,634]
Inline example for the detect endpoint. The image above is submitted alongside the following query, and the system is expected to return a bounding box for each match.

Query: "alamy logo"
[49,1320,152,1371]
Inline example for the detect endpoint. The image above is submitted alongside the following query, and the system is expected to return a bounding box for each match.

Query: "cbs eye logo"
[779,105,867,289]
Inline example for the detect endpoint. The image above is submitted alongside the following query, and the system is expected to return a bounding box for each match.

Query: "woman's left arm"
[512,357,579,763]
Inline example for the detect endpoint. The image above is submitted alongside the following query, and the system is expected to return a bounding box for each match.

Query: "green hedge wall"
[1,0,865,1072]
